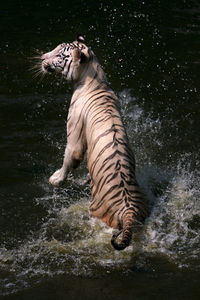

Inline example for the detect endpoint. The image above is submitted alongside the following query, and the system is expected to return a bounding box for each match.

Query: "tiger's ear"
[76,34,85,43]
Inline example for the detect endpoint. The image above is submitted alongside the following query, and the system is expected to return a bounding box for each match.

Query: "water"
[0,0,200,299]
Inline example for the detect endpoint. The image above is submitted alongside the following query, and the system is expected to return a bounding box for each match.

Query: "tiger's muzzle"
[41,60,55,73]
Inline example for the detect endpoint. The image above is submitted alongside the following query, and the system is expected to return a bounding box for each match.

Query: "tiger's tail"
[111,216,135,251]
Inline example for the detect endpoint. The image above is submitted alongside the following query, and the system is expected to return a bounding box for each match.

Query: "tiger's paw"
[49,169,66,187]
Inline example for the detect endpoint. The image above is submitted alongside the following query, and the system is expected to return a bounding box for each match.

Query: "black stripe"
[102,199,122,218]
[94,162,115,177]
[94,172,119,197]
[106,172,119,185]
[109,189,123,201]
[75,121,85,142]
[90,184,119,212]
[92,172,113,197]
[66,60,72,75]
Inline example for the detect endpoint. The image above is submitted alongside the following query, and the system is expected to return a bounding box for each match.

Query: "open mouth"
[42,62,55,73]
[44,65,55,73]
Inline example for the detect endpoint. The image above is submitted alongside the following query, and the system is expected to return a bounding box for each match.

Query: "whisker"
[30,66,45,81]
[37,72,45,83]
[28,48,47,83]
[32,71,41,79]
[28,48,44,62]
[29,64,41,71]
[28,56,42,61]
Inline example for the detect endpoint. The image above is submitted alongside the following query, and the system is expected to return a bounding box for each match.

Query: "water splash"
[118,89,163,165]
[142,156,200,268]
[1,90,199,296]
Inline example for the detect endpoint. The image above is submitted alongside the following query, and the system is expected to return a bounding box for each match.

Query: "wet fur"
[40,37,148,250]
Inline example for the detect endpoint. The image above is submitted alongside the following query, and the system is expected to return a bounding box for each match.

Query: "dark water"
[0,0,200,299]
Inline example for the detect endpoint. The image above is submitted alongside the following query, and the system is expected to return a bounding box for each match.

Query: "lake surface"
[0,0,200,299]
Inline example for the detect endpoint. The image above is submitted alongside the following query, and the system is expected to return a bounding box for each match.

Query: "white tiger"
[40,35,147,250]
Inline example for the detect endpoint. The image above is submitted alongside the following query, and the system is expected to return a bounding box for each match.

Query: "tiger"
[39,35,148,250]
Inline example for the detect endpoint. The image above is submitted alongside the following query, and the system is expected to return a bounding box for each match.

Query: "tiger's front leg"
[49,145,85,187]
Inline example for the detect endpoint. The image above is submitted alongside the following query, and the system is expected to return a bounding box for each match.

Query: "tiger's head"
[40,35,92,81]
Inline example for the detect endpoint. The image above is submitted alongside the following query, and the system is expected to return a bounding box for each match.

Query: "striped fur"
[40,36,148,250]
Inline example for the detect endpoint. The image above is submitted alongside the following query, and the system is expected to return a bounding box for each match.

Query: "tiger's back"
[85,91,147,230]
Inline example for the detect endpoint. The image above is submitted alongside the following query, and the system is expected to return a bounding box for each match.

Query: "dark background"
[0,0,200,299]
